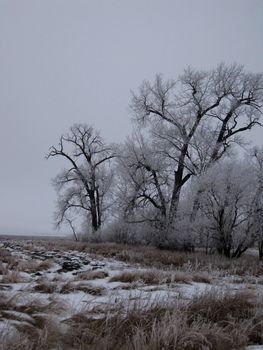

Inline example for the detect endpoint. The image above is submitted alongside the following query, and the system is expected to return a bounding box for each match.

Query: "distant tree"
[47,124,115,234]
[116,133,170,227]
[196,161,255,258]
[129,63,263,236]
[251,147,263,260]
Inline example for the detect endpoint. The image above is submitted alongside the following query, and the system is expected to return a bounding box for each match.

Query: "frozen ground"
[0,238,262,349]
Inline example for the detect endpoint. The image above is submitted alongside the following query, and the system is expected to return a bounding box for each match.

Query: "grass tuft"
[60,281,105,295]
[77,270,109,280]
[109,270,192,285]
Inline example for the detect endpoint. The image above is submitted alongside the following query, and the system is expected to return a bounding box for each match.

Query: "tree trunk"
[190,188,204,222]
[168,169,192,230]
[168,183,182,230]
[96,188,102,228]
[259,240,263,261]
[90,192,99,231]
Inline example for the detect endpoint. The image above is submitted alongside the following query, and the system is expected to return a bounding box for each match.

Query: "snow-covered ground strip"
[0,249,248,295]
[0,239,263,311]
[0,238,263,349]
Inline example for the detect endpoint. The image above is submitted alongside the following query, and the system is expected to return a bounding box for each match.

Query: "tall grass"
[62,290,262,350]
[0,290,262,349]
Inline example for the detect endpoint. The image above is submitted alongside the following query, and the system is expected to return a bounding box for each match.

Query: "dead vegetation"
[0,239,262,349]
[0,271,29,284]
[33,282,57,293]
[60,281,105,296]
[4,288,260,350]
[109,270,188,285]
[0,249,18,268]
[187,289,256,324]
[77,270,109,280]
[0,315,64,350]
[60,290,263,350]
[32,279,105,296]
[109,270,211,286]
[24,240,263,277]
[18,259,54,273]
[2,239,263,278]
[0,247,54,288]
[0,296,65,350]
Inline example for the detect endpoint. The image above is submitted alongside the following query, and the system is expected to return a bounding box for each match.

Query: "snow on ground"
[0,238,263,348]
[1,239,263,313]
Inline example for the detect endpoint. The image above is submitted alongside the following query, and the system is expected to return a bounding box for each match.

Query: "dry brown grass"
[38,259,54,271]
[0,293,64,349]
[0,248,13,260]
[109,270,174,285]
[33,282,57,293]
[60,281,105,295]
[0,292,64,317]
[109,270,209,286]
[1,238,263,350]
[0,271,29,283]
[77,270,109,280]
[0,288,262,350]
[0,313,64,350]
[59,281,76,294]
[16,299,63,316]
[191,273,212,284]
[3,238,263,277]
[0,291,66,350]
[186,289,256,324]
[61,290,262,350]
[17,259,54,274]
[75,284,105,295]
[0,248,19,268]
[109,271,147,284]
[27,240,263,278]
[0,246,54,274]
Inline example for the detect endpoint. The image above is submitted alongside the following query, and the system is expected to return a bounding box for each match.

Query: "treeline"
[47,63,263,259]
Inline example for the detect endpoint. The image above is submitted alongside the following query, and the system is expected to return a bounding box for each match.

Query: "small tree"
[116,133,170,226]
[251,147,263,260]
[47,124,115,234]
[197,160,255,258]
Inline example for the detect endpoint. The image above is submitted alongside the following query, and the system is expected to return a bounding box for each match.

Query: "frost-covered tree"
[116,132,171,228]
[130,63,263,235]
[47,124,115,234]
[250,147,263,260]
[196,161,256,257]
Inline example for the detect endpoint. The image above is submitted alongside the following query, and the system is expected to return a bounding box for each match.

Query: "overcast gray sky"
[0,0,263,235]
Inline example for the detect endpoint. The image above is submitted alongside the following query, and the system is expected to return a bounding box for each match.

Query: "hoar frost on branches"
[122,63,263,237]
[47,124,115,235]
[194,161,257,258]
[251,147,263,260]
[48,64,263,250]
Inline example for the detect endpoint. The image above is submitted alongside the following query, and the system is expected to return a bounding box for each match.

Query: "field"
[0,236,263,350]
